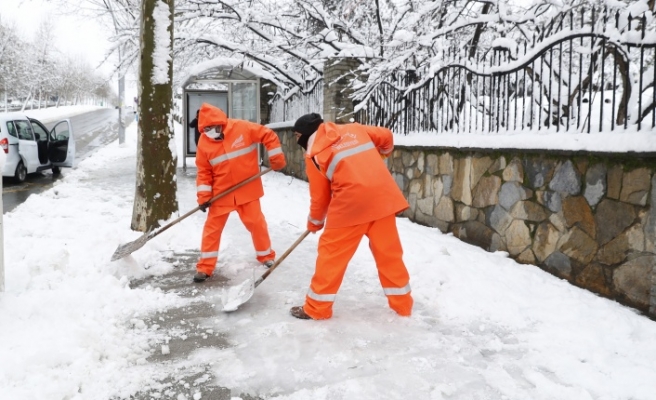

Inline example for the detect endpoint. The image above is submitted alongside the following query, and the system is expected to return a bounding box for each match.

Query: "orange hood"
[307,122,342,158]
[198,103,228,133]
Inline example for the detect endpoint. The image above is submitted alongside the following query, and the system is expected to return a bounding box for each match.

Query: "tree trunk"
[131,0,178,232]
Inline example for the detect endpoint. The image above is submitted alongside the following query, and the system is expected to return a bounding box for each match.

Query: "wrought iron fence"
[269,80,323,123]
[355,7,656,134]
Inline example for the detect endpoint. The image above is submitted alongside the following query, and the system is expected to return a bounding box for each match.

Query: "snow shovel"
[110,168,273,261]
[221,229,311,312]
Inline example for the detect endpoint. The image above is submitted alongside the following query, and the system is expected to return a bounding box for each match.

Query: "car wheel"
[14,161,27,183]
[52,166,61,175]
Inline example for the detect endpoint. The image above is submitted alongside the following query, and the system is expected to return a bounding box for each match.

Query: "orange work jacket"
[196,103,284,210]
[305,122,408,229]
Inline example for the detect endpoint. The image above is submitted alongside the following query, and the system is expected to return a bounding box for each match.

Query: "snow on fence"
[349,7,654,135]
[269,81,323,124]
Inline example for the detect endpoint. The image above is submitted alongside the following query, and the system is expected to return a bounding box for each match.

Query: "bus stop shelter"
[181,60,261,169]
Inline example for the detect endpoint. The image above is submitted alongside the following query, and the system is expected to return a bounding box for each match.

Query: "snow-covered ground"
[1,106,656,399]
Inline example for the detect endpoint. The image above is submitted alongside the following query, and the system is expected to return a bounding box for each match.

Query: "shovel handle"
[150,167,273,240]
[254,229,311,288]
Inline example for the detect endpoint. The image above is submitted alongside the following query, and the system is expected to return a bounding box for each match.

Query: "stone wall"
[393,147,656,317]
[266,131,656,318]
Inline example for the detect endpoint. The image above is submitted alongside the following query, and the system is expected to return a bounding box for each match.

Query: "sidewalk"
[2,120,656,400]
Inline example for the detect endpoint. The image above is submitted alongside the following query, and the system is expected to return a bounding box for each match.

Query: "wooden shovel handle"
[254,230,311,288]
[150,168,273,240]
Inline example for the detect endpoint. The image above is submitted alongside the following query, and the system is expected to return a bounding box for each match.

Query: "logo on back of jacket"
[231,134,245,149]
[332,133,359,150]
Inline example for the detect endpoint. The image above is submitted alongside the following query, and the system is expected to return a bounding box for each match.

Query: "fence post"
[323,57,362,123]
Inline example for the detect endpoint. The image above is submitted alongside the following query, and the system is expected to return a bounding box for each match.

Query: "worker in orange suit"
[289,113,413,320]
[193,103,286,282]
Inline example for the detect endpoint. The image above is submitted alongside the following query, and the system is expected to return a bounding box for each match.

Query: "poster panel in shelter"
[231,83,258,122]
[186,92,228,156]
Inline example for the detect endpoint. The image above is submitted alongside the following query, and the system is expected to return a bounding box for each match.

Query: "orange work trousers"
[303,214,413,319]
[196,199,275,276]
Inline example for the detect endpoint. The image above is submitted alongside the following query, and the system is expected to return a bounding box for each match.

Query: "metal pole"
[118,47,126,145]
[1,172,4,292]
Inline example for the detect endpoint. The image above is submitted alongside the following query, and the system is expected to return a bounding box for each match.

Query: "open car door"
[48,119,75,168]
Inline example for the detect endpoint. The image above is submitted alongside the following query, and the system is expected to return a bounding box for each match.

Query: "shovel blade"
[221,278,255,312]
[111,231,151,261]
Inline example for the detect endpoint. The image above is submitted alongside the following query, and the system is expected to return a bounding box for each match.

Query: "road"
[2,108,134,214]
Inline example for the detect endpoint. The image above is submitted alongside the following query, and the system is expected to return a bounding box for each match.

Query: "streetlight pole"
[107,0,125,145]
[118,46,125,145]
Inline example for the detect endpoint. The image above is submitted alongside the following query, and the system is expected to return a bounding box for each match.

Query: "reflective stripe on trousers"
[196,199,276,275]
[303,214,413,319]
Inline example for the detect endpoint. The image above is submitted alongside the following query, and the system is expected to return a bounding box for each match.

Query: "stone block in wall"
[544,251,572,278]
[488,156,506,174]
[596,229,629,266]
[502,159,524,182]
[504,220,532,256]
[536,190,562,213]
[607,165,623,200]
[575,158,589,177]
[499,181,531,211]
[645,175,656,253]
[533,222,562,262]
[472,175,502,208]
[439,153,454,175]
[558,226,598,265]
[596,223,645,266]
[490,232,507,252]
[407,193,417,219]
[549,160,582,196]
[431,176,445,200]
[470,156,494,190]
[562,196,596,238]
[584,164,607,207]
[415,210,442,230]
[434,197,455,223]
[524,158,557,189]
[456,204,478,222]
[402,152,416,168]
[393,172,406,193]
[417,153,425,173]
[517,248,536,264]
[392,155,405,173]
[426,154,439,175]
[442,175,453,196]
[452,221,496,250]
[417,196,434,216]
[409,178,423,197]
[510,200,549,222]
[594,199,637,246]
[575,263,612,296]
[549,212,568,233]
[613,255,656,309]
[620,168,651,206]
[488,205,514,234]
[452,158,473,206]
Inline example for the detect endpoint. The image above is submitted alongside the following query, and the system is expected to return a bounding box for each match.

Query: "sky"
[1,0,138,100]
[1,106,656,399]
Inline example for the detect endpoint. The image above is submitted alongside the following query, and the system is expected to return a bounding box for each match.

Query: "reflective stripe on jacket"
[305,122,408,229]
[195,103,285,208]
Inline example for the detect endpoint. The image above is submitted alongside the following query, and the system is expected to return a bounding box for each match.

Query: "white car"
[0,112,75,182]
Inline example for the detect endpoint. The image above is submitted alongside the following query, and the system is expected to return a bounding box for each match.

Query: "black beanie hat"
[293,113,323,149]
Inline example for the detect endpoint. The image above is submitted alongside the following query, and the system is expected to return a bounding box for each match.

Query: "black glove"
[199,202,211,212]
